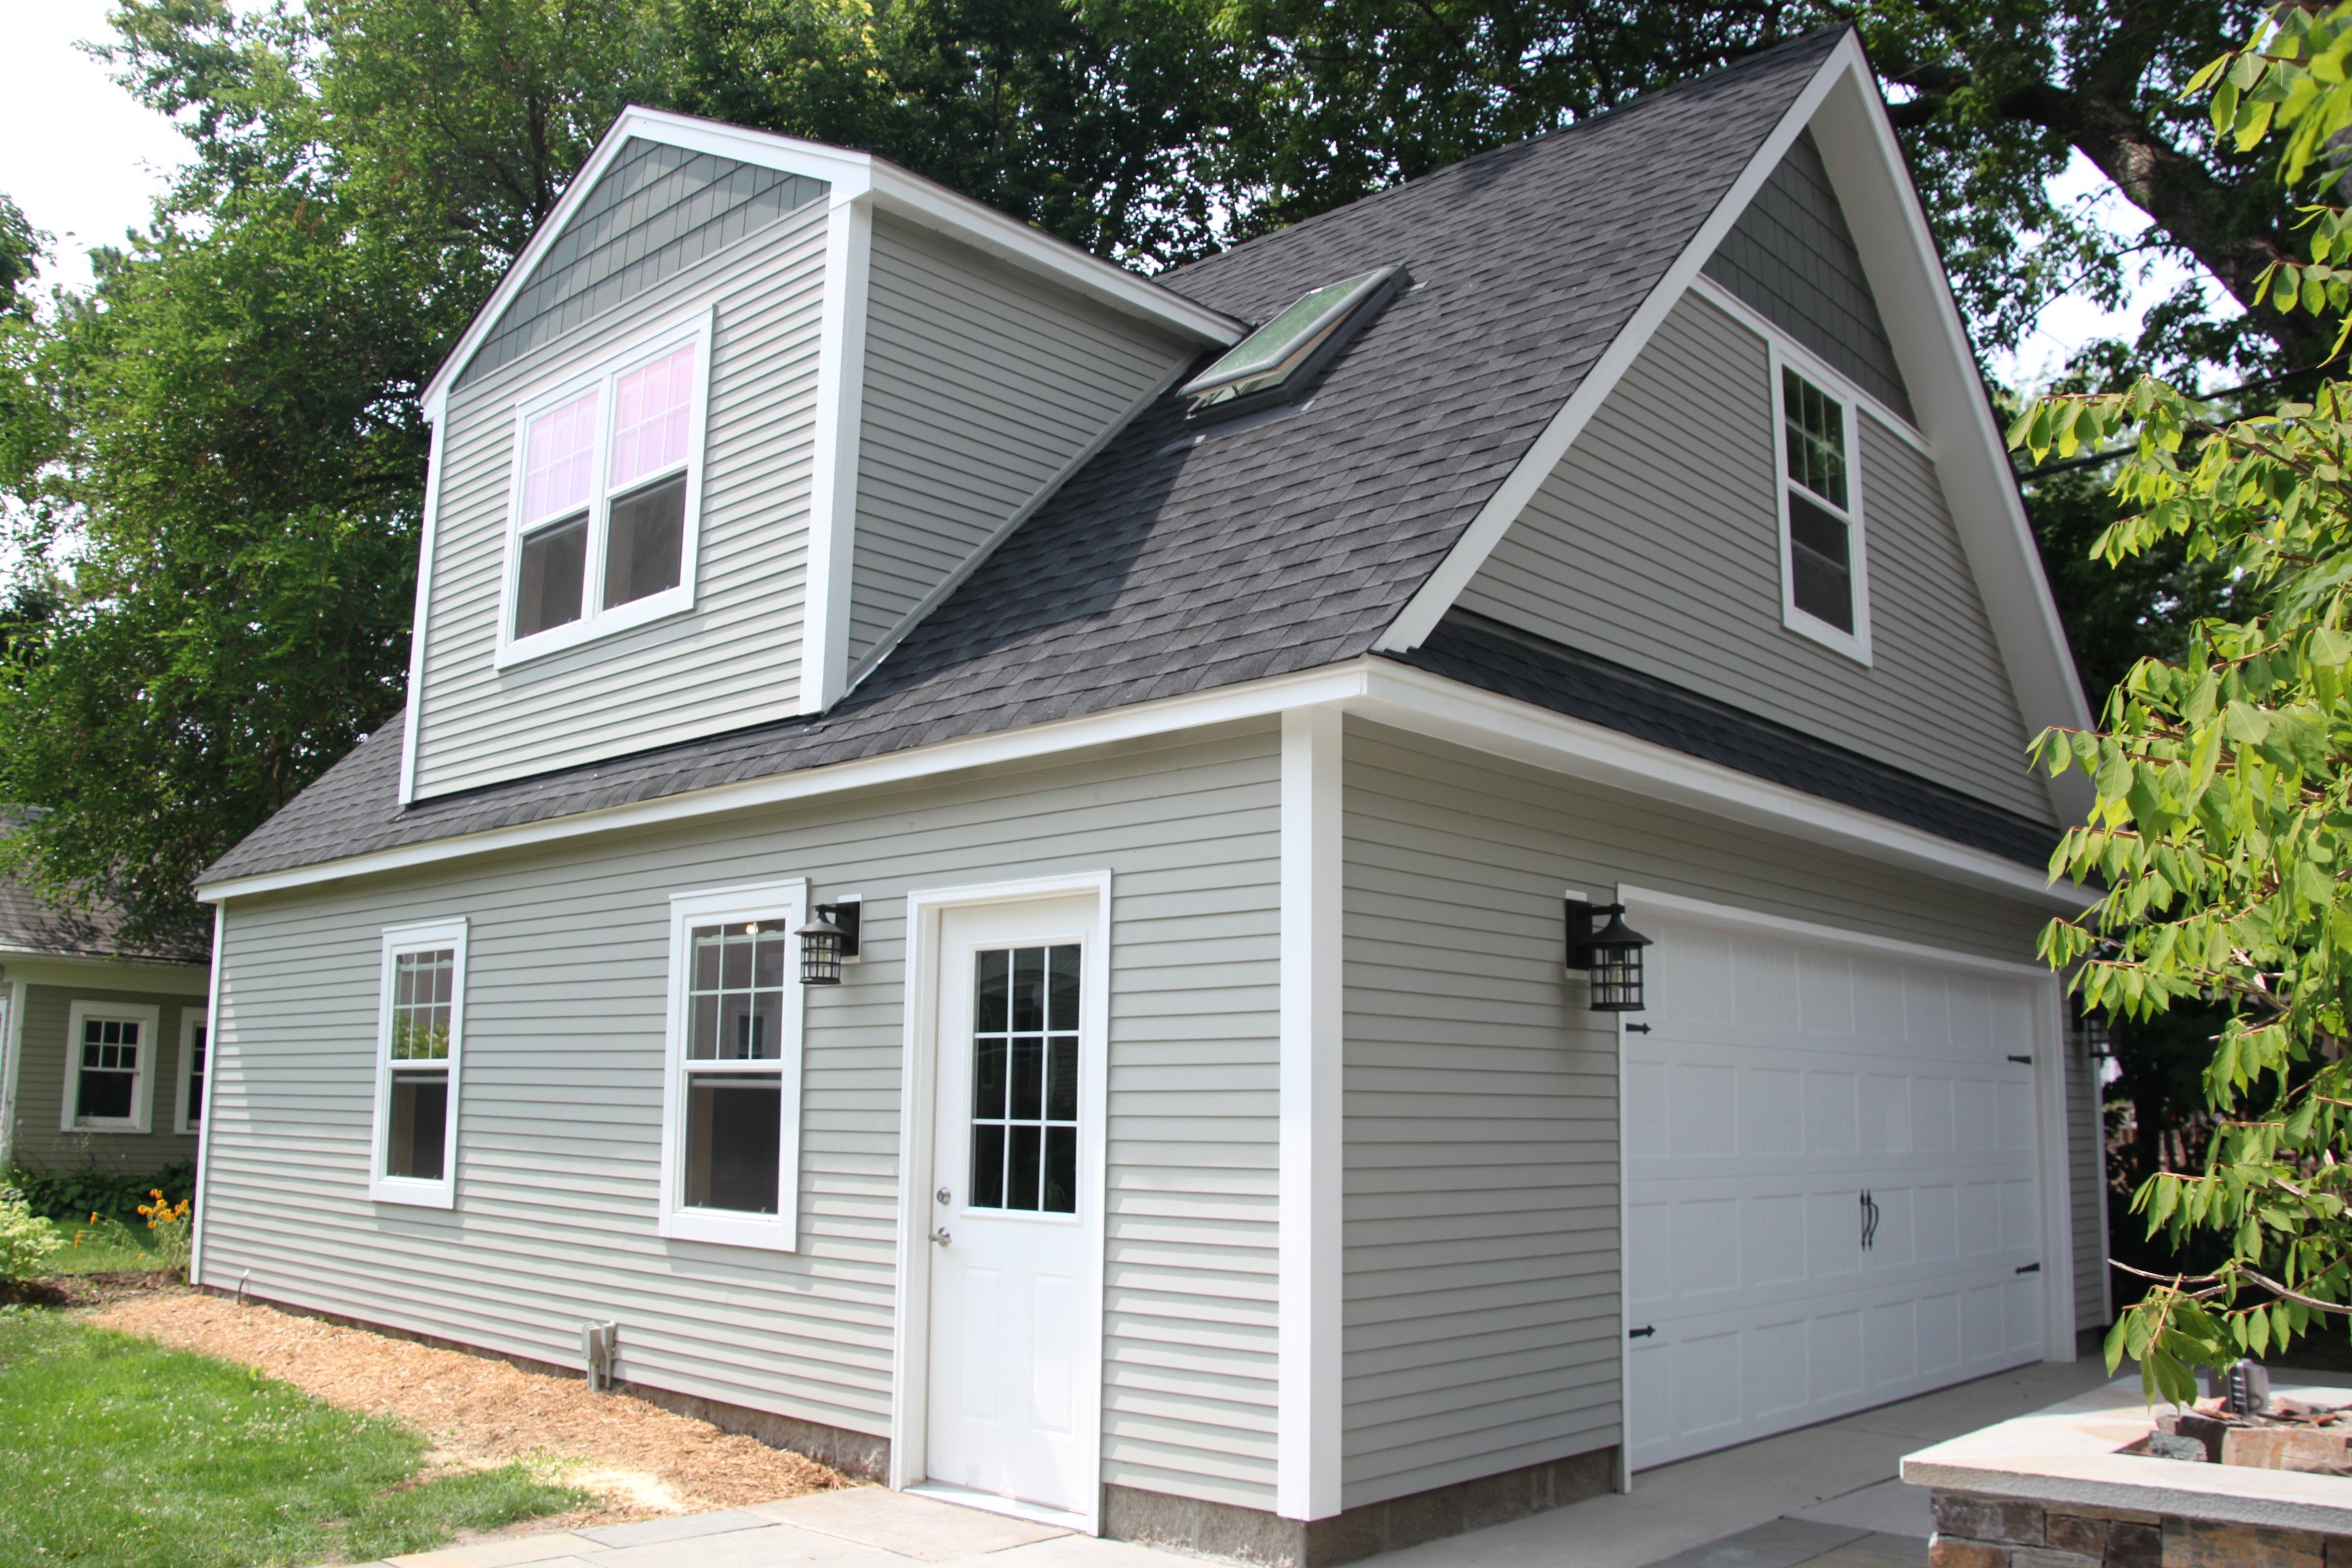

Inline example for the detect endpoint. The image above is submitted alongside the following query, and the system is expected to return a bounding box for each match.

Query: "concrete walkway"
[377,1355,2122,1568]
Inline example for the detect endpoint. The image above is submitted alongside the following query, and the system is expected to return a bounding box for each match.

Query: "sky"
[0,0,2213,388]
[0,0,190,293]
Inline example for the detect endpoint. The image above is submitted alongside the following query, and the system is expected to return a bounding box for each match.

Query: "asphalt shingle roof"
[1394,612,2058,868]
[206,31,1869,887]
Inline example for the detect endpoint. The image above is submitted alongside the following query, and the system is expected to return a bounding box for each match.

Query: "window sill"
[369,1176,456,1210]
[1782,607,1873,666]
[67,1120,152,1135]
[495,587,693,671]
[659,1208,798,1251]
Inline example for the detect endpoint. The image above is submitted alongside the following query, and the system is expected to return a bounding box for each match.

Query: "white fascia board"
[200,655,2087,918]
[1372,43,1848,655]
[1801,50,2096,817]
[422,108,1237,416]
[0,951,212,989]
[397,414,446,806]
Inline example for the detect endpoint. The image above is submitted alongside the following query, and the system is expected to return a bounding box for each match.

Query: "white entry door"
[926,895,1098,1516]
[1624,911,2049,1469]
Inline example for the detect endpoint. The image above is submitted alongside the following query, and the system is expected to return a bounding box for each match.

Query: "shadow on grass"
[0,1308,588,1568]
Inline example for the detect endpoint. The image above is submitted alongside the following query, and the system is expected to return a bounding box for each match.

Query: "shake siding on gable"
[410,199,830,800]
[846,217,1194,672]
[1339,720,2055,1509]
[1454,290,2051,824]
[197,723,1282,1507]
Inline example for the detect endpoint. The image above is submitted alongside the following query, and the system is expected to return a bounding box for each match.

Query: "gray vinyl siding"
[412,199,830,799]
[1339,719,2052,1509]
[1455,289,2052,825]
[201,721,1281,1509]
[457,140,826,390]
[847,216,1193,670]
[9,983,201,1173]
[2068,1028,2110,1329]
[1702,129,1912,420]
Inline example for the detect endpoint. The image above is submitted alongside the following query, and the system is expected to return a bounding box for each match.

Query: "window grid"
[1782,367,1848,508]
[78,1016,141,1122]
[681,917,790,1217]
[969,945,1081,1215]
[389,949,455,1061]
[1780,367,1857,637]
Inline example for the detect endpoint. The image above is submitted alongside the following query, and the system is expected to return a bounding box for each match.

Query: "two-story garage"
[186,27,2106,1567]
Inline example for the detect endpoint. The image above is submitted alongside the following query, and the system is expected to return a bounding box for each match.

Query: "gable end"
[1702,129,1912,421]
[456,137,828,390]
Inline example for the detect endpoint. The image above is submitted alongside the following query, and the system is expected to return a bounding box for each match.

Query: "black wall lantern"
[795,900,862,985]
[1566,900,1653,1013]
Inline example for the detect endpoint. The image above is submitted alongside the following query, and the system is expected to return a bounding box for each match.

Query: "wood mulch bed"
[83,1285,853,1526]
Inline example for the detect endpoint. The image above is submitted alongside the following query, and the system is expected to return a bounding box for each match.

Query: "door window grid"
[683,919,790,1215]
[969,945,1081,1215]
[78,1017,140,1122]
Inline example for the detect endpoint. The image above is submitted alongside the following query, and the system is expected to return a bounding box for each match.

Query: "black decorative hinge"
[1628,1325,1656,1339]
[2007,1054,2034,1065]
[1624,1022,1652,1034]
[2016,1261,2042,1275]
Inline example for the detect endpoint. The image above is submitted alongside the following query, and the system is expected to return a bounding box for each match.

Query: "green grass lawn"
[44,1219,168,1275]
[0,1308,588,1568]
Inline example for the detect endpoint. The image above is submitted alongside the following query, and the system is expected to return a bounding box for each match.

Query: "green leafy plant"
[0,1184,64,1283]
[135,1188,193,1275]
[2008,1,2352,1404]
[1,1160,191,1227]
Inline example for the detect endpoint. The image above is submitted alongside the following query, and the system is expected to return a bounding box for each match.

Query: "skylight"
[1180,265,1405,416]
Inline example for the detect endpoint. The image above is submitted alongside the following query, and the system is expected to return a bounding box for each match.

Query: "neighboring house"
[188,29,2110,1565]
[0,872,212,1177]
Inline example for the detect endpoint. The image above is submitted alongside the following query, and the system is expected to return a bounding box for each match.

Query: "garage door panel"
[1626,915,2046,1471]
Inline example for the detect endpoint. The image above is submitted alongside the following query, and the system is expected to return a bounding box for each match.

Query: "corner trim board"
[188,903,226,1283]
[397,416,447,806]
[0,978,23,1170]
[1278,706,1343,1520]
[801,198,875,714]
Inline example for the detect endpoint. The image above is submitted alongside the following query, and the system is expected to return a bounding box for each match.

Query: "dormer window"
[499,310,713,666]
[1180,265,1407,421]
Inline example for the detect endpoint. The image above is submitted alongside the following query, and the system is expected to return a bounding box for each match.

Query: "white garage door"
[1624,909,2049,1470]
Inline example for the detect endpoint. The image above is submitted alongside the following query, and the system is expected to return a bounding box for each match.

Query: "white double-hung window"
[1775,356,1874,663]
[659,881,806,1250]
[499,310,713,666]
[370,918,468,1207]
[63,1001,161,1132]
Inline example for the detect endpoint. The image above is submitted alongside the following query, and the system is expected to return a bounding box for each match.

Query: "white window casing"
[62,1001,163,1134]
[494,306,716,670]
[658,879,808,1250]
[370,917,469,1208]
[1769,338,1875,666]
[175,1006,210,1134]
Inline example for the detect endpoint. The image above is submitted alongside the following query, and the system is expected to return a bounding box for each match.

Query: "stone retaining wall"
[1929,1489,2352,1568]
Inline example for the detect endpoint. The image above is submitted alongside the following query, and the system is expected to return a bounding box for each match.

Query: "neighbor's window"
[504,316,708,662]
[1778,365,1868,655]
[372,919,468,1206]
[968,945,1081,1214]
[65,1004,159,1132]
[177,1009,209,1134]
[662,883,806,1250]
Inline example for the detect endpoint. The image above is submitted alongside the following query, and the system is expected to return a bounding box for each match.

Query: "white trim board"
[1371,34,2093,826]
[0,979,22,1169]
[201,657,2090,913]
[1277,706,1343,1520]
[188,904,226,1284]
[419,106,1239,422]
[800,199,875,715]
[888,870,1113,1533]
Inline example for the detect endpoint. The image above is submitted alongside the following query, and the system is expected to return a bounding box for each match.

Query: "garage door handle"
[1628,1325,1656,1339]
[2016,1262,2041,1275]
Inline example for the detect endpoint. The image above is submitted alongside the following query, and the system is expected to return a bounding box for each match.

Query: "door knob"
[936,1188,951,1205]
[930,1227,952,1246]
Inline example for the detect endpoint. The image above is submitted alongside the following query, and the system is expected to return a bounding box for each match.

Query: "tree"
[2010,1,2352,1398]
